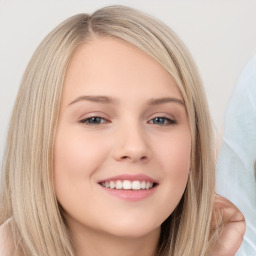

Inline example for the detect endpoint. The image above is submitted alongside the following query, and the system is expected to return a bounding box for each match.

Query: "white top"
[216,55,256,255]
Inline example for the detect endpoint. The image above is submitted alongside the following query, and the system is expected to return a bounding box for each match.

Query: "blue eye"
[80,117,107,125]
[150,117,176,125]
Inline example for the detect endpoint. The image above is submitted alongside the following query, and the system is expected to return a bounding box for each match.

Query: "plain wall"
[1,0,256,165]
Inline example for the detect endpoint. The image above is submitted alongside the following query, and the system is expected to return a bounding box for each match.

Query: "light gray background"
[1,0,256,165]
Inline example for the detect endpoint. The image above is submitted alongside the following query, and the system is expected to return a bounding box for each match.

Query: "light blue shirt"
[216,55,256,255]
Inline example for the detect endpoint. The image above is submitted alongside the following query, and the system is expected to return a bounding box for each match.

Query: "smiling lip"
[98,174,158,201]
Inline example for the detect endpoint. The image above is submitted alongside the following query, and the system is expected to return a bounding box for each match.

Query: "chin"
[101,220,161,239]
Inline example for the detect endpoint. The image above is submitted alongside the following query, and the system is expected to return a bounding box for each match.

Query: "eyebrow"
[69,95,118,105]
[68,95,184,106]
[147,97,184,106]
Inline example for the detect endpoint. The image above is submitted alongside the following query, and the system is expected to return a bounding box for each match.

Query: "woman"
[0,5,245,256]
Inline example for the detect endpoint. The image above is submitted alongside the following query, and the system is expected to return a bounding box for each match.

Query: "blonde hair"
[0,5,216,256]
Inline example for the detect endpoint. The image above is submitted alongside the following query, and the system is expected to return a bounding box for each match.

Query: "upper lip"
[98,174,158,184]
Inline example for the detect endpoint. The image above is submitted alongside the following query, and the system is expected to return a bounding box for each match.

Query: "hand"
[210,194,246,256]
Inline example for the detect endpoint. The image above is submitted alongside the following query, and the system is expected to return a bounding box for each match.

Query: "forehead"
[62,36,183,103]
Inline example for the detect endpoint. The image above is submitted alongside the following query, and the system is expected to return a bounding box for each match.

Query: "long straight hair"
[0,5,216,256]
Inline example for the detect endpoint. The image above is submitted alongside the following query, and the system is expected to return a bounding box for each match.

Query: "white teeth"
[109,181,115,189]
[101,180,154,190]
[141,181,146,189]
[123,180,132,190]
[116,180,122,189]
[132,181,140,190]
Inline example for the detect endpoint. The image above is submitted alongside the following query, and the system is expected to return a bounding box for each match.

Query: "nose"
[112,123,152,163]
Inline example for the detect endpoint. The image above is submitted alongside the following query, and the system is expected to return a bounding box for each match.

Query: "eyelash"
[79,116,177,126]
[149,116,177,125]
[79,116,108,125]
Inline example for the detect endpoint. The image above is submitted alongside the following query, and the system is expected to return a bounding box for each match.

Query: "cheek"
[53,128,109,197]
[156,129,191,173]
[153,129,191,212]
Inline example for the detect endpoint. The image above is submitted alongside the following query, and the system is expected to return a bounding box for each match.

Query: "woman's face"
[54,37,191,239]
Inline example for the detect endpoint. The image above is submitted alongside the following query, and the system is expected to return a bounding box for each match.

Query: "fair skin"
[53,36,245,256]
[54,37,191,256]
[211,195,246,256]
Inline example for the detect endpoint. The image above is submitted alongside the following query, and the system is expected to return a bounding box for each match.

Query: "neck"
[68,221,160,256]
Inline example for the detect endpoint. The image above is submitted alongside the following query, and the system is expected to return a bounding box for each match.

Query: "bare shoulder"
[0,219,14,256]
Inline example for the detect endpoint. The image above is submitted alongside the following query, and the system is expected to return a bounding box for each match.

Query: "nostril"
[121,156,129,159]
[120,155,148,161]
[118,155,148,162]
